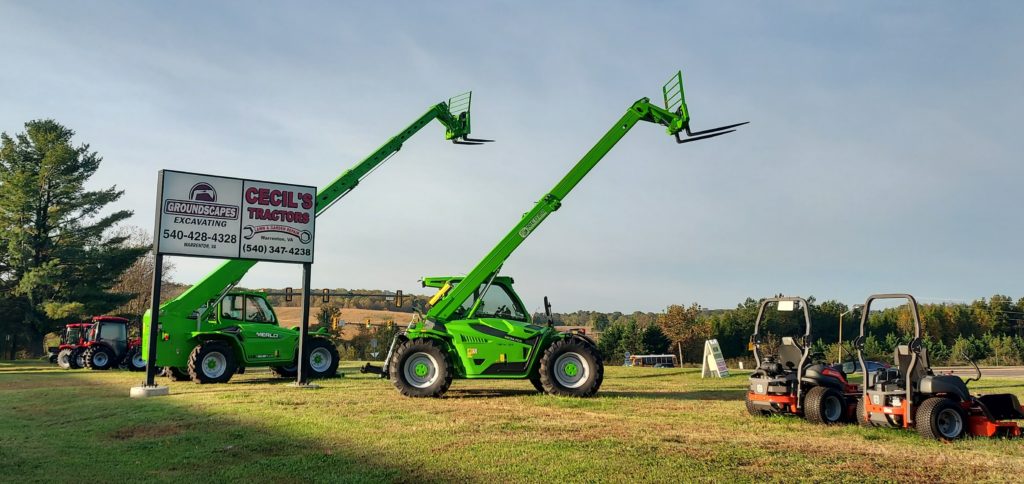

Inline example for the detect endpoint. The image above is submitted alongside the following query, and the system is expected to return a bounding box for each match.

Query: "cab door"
[452,284,540,377]
[218,295,296,364]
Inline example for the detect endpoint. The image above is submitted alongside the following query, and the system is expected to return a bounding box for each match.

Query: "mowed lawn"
[2,361,1024,483]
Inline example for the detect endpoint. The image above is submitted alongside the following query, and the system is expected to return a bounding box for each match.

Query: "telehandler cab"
[143,93,489,384]
[854,294,1024,440]
[746,297,860,424]
[363,70,745,398]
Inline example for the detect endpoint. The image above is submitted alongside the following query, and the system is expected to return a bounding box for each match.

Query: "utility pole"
[838,304,863,362]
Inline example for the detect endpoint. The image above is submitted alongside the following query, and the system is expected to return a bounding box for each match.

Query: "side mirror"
[543,296,552,319]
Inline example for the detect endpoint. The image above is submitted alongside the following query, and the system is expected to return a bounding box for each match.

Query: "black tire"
[856,397,876,427]
[270,364,297,378]
[804,386,845,425]
[71,348,85,369]
[187,341,237,384]
[125,347,146,372]
[236,366,246,375]
[745,392,770,416]
[916,397,967,441]
[389,338,453,398]
[538,338,603,397]
[304,338,340,379]
[57,349,74,370]
[528,372,545,393]
[162,366,191,381]
[84,345,115,370]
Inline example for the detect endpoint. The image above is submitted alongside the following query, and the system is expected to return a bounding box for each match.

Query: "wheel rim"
[93,352,109,367]
[824,395,843,422]
[309,348,332,373]
[554,352,590,389]
[58,354,69,366]
[403,352,439,389]
[936,408,963,438]
[76,355,85,367]
[133,352,145,368]
[202,352,227,379]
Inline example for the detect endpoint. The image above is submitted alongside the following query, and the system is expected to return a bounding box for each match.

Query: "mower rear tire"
[57,349,74,370]
[162,366,191,381]
[126,348,146,372]
[916,397,966,441]
[389,338,452,398]
[84,346,115,370]
[804,386,845,425]
[539,338,603,397]
[187,341,237,384]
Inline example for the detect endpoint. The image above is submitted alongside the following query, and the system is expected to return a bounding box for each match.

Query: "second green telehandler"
[363,71,745,397]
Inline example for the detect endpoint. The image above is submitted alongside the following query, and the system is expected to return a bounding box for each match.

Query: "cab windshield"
[453,283,527,322]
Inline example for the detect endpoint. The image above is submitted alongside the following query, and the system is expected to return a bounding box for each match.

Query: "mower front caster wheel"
[389,339,453,398]
[539,338,603,397]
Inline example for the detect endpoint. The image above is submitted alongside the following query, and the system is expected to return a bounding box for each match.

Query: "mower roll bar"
[751,296,812,409]
[853,293,923,426]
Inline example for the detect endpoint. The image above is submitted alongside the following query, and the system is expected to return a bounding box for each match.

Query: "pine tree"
[0,120,146,354]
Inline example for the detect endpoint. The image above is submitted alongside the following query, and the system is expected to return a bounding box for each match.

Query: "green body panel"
[408,72,726,381]
[143,97,475,368]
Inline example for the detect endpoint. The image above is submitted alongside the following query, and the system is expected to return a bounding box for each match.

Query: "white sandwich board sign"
[701,338,730,378]
[156,170,316,264]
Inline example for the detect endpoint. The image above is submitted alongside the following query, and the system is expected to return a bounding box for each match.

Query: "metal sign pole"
[296,262,312,386]
[144,253,163,387]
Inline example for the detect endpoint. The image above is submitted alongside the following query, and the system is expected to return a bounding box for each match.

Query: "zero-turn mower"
[854,293,1024,440]
[746,297,860,424]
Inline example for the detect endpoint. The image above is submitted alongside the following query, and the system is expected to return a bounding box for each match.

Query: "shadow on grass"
[0,367,470,482]
[600,389,745,401]
[444,388,539,399]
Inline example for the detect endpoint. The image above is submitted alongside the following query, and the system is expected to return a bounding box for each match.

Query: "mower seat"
[778,337,804,371]
[895,345,931,387]
[977,394,1024,421]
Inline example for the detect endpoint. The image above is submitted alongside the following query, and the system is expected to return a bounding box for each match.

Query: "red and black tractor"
[854,293,1024,440]
[746,297,860,424]
[79,316,146,372]
[48,322,94,369]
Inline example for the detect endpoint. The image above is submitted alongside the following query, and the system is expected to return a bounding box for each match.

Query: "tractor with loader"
[362,70,745,398]
[854,293,1024,440]
[143,93,491,384]
[745,297,860,424]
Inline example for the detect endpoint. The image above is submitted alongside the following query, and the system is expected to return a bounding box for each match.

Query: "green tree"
[0,120,145,355]
[657,303,708,363]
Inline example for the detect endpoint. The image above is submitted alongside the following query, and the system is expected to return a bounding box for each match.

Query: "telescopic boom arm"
[160,93,489,320]
[425,71,745,321]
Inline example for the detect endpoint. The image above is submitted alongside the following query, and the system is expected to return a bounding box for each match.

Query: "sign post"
[131,170,316,397]
[701,339,730,378]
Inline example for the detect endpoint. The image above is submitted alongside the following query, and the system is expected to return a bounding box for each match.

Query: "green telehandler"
[362,71,745,397]
[142,92,491,384]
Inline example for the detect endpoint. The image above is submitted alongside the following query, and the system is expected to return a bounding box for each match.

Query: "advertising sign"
[156,170,315,264]
[701,339,730,378]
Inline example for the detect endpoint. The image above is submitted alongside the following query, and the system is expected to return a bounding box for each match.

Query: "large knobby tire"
[57,349,74,370]
[304,338,340,379]
[84,346,115,370]
[916,397,967,441]
[528,372,545,393]
[72,349,86,369]
[187,341,237,384]
[389,338,453,398]
[162,366,191,381]
[125,347,146,372]
[538,338,603,397]
[804,386,846,425]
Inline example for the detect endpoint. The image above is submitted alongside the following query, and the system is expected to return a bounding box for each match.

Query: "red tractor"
[79,316,146,372]
[746,297,861,424]
[48,322,94,369]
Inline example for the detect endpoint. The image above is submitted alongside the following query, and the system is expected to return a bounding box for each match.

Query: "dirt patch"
[109,422,191,440]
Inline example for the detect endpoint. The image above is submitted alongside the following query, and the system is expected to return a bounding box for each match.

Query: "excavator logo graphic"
[189,182,217,202]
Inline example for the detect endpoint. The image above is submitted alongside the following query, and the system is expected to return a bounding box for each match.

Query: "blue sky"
[1,1,1022,312]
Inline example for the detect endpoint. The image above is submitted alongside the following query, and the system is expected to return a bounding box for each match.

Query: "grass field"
[2,361,1023,483]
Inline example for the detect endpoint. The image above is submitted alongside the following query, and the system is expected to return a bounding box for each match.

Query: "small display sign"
[701,339,730,378]
[156,170,315,264]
